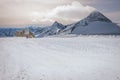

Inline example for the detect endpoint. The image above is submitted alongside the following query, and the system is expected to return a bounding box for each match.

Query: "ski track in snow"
[0,36,120,80]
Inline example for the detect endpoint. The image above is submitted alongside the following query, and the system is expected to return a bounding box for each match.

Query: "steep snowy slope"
[72,21,120,35]
[52,21,66,30]
[47,21,66,35]
[36,21,66,37]
[0,36,120,80]
[71,11,120,35]
[83,10,112,23]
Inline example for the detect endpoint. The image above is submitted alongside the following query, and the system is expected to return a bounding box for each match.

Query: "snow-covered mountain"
[52,21,66,30]
[0,28,22,37]
[83,11,112,23]
[41,10,120,36]
[71,11,120,35]
[0,10,120,37]
[35,21,66,37]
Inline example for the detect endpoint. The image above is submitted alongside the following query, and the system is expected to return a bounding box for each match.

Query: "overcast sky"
[0,0,120,26]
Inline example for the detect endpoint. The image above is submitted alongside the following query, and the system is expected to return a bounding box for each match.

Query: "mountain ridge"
[0,10,120,37]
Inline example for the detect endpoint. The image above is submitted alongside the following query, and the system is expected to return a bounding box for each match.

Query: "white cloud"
[31,1,96,25]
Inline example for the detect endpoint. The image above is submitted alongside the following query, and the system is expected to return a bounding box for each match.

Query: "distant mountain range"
[0,10,120,37]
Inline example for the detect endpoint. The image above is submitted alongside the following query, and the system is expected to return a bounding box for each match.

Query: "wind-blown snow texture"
[0,36,120,80]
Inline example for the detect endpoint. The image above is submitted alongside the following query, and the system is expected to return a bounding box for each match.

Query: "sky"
[0,0,120,26]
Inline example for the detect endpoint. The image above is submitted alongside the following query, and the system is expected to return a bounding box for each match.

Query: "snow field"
[0,36,120,80]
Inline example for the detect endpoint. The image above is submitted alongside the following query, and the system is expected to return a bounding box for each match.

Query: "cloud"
[31,1,96,25]
[0,0,120,26]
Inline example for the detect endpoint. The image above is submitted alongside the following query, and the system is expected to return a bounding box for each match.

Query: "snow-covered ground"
[0,36,120,80]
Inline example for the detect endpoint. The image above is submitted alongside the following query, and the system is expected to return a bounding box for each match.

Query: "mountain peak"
[52,21,60,26]
[86,10,112,22]
[52,21,65,29]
